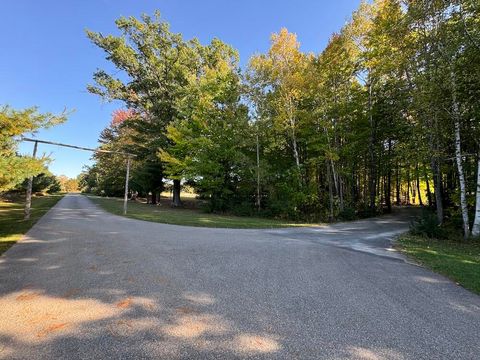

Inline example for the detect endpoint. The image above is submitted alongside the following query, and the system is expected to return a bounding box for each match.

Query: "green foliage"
[160,39,253,212]
[0,105,66,192]
[84,2,480,231]
[86,12,201,200]
[28,173,60,193]
[410,210,445,239]
[338,207,357,221]
[48,179,62,194]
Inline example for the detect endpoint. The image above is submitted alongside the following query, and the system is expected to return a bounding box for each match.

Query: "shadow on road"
[0,195,479,359]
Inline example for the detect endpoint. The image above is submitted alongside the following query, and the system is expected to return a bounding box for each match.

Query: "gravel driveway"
[0,194,479,359]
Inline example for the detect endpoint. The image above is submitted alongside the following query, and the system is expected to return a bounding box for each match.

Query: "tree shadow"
[1,194,479,359]
[0,286,283,359]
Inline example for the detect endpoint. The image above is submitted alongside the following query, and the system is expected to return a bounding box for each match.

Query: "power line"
[20,137,135,219]
[20,137,136,157]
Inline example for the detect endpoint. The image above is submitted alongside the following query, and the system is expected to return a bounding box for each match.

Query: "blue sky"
[2,0,360,178]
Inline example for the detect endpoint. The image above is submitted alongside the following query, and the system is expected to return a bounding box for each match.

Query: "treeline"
[80,1,480,237]
[4,172,79,195]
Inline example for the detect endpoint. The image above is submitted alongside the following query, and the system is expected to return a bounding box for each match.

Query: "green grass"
[0,194,64,255]
[397,234,480,294]
[88,195,320,229]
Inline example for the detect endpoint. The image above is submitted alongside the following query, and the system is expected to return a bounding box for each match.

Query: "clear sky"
[2,0,360,178]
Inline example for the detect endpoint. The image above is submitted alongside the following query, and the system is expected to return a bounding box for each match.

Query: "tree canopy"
[0,106,66,192]
[84,1,480,237]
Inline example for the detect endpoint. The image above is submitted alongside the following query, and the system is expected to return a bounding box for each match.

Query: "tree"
[249,28,309,173]
[86,11,199,204]
[0,105,66,192]
[84,4,480,238]
[57,175,79,192]
[17,172,62,194]
[160,39,252,212]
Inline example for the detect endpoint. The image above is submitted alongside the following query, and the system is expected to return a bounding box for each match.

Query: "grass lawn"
[0,194,64,255]
[397,234,480,295]
[88,195,320,229]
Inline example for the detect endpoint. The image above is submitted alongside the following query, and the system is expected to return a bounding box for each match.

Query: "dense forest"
[79,0,480,238]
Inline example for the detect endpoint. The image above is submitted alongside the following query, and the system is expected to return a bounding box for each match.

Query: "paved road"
[0,194,479,359]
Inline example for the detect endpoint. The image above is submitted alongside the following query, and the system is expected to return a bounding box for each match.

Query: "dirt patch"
[116,297,133,309]
[37,323,68,338]
[16,292,40,301]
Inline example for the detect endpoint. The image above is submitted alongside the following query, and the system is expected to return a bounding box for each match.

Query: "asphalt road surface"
[1,194,479,359]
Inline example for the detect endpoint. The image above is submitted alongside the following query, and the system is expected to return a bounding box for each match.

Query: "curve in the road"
[0,194,479,359]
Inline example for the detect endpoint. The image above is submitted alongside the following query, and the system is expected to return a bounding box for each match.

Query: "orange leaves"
[111,109,136,127]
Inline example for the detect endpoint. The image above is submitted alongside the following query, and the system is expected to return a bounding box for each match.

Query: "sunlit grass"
[397,234,480,294]
[0,194,64,255]
[88,195,321,229]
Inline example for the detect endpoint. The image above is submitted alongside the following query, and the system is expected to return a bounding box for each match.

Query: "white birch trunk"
[472,152,480,237]
[338,173,344,212]
[292,126,300,168]
[453,90,470,238]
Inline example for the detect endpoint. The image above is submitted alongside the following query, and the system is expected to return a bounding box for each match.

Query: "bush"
[47,179,62,193]
[338,207,357,221]
[356,204,377,219]
[231,201,255,217]
[410,210,445,239]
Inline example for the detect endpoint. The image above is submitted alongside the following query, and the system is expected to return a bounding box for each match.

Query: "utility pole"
[21,137,136,216]
[256,132,261,211]
[24,141,38,220]
[123,156,131,215]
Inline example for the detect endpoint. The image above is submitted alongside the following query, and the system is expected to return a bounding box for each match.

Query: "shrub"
[357,204,377,219]
[410,210,445,239]
[231,201,255,217]
[338,207,357,221]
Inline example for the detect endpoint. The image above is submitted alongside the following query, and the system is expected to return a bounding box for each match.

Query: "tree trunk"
[452,71,470,238]
[472,151,480,237]
[368,81,376,210]
[416,164,423,206]
[330,159,344,211]
[386,139,392,212]
[431,158,444,224]
[338,174,344,212]
[326,161,334,221]
[430,110,443,223]
[377,154,382,206]
[291,119,300,169]
[386,171,392,213]
[412,179,417,205]
[454,118,470,237]
[172,179,182,207]
[423,165,432,207]
[351,165,357,204]
[24,141,38,220]
[406,168,411,205]
[256,133,261,211]
[396,161,401,205]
